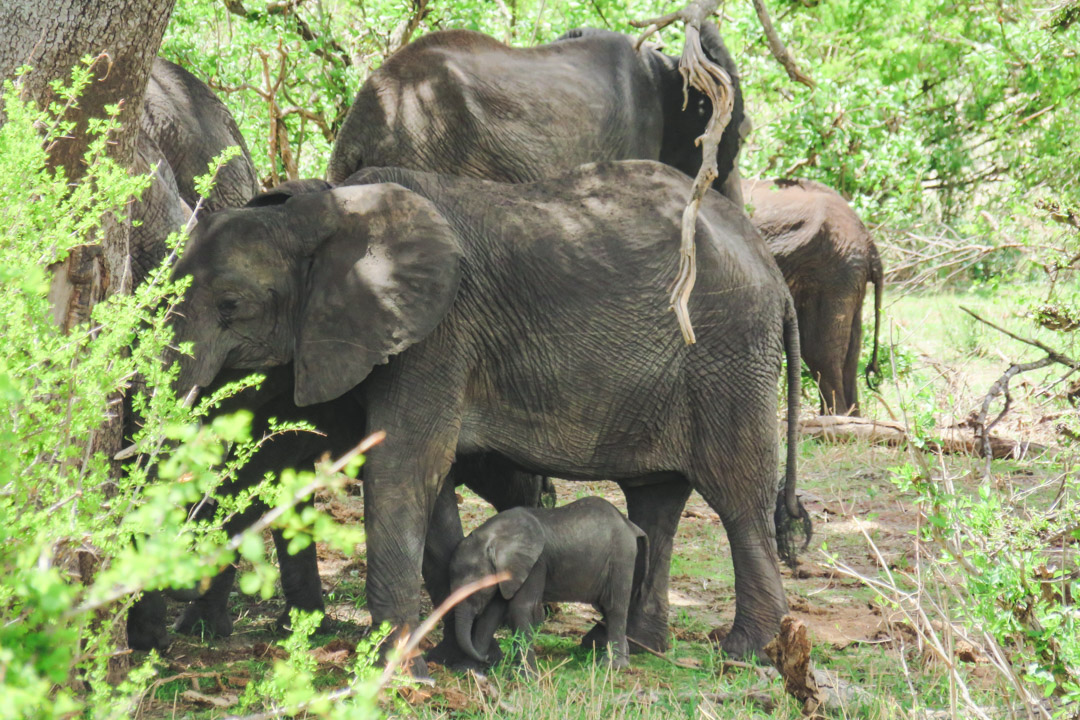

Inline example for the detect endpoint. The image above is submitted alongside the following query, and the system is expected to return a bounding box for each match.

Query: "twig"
[960,307,1080,370]
[973,357,1053,478]
[222,0,352,69]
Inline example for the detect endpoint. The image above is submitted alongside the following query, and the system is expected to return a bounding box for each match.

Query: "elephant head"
[450,512,544,664]
[171,183,462,406]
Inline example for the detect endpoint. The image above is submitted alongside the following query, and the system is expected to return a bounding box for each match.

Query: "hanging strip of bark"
[632,0,733,345]
[750,0,815,88]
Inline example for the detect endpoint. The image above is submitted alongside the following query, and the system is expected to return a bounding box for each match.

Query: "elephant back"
[742,177,873,297]
[142,58,260,214]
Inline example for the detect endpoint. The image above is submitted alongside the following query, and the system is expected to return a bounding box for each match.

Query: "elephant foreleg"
[271,507,326,632]
[421,474,480,669]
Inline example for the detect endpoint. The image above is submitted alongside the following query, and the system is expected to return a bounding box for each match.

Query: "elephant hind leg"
[690,424,787,659]
[842,302,865,416]
[581,474,690,654]
[799,298,854,415]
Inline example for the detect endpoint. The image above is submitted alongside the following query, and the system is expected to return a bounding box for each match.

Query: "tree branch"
[750,0,815,88]
[961,306,1080,477]
[631,0,735,344]
[221,0,351,68]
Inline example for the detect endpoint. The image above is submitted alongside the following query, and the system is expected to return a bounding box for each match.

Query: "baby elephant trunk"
[455,604,486,663]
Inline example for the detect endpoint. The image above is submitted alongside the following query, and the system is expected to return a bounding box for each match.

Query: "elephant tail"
[864,242,884,389]
[775,298,812,568]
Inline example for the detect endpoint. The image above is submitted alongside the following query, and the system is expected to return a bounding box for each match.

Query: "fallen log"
[791,415,1048,460]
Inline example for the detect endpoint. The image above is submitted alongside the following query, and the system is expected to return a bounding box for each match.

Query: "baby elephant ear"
[293,183,462,406]
[488,511,545,600]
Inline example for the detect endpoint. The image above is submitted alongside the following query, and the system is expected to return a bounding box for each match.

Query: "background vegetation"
[2,0,1079,718]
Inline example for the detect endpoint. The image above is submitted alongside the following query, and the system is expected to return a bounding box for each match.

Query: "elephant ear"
[292,183,462,406]
[487,511,545,600]
[245,179,333,207]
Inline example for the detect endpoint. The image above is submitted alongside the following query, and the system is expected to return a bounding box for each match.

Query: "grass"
[132,286,1079,719]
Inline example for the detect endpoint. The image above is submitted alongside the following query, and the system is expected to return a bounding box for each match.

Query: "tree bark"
[1,0,178,326]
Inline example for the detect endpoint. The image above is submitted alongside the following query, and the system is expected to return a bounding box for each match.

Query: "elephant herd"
[126,24,885,675]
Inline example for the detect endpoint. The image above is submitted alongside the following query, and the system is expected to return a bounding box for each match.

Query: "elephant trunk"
[455,603,486,663]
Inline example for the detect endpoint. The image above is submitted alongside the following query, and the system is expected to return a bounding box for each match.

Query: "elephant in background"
[326,24,747,205]
[743,178,883,416]
[130,57,261,286]
[168,160,806,674]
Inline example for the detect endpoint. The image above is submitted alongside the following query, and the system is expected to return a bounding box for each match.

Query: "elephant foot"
[174,601,234,639]
[719,624,772,662]
[275,605,329,635]
[127,591,170,651]
[425,637,503,671]
[582,619,668,654]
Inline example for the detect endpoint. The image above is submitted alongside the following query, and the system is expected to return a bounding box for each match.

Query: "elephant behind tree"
[743,177,883,416]
[169,160,807,672]
[326,25,746,205]
[130,57,260,286]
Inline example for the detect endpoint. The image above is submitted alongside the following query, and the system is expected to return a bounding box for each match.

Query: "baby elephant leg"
[505,571,545,673]
[600,566,634,669]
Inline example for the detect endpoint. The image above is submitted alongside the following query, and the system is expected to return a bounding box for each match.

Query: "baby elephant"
[450,496,648,671]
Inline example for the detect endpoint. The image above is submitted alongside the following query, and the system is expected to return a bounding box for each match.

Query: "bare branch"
[960,307,1080,370]
[221,0,352,69]
[750,0,815,88]
[388,0,430,53]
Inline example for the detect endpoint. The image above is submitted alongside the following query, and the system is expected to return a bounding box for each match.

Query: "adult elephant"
[130,57,261,285]
[743,178,883,416]
[326,25,747,205]
[126,180,555,654]
[169,161,806,675]
[125,58,264,651]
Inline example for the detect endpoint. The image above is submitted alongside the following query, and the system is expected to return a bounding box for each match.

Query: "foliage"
[889,463,1080,712]
[0,66,373,719]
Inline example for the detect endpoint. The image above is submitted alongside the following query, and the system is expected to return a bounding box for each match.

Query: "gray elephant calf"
[451,497,647,671]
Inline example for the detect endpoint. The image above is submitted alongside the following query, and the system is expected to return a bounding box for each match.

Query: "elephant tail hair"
[864,242,884,389]
[776,298,812,569]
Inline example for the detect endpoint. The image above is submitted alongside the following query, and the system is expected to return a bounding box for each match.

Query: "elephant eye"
[217,297,239,316]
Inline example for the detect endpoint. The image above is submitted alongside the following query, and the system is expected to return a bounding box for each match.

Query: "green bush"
[0,64,377,719]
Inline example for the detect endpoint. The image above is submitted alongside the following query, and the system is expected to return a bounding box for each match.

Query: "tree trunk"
[1,0,177,325]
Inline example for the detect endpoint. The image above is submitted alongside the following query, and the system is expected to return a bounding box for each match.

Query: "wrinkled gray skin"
[129,57,260,286]
[326,25,746,206]
[743,178,883,416]
[170,160,804,675]
[451,497,647,671]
